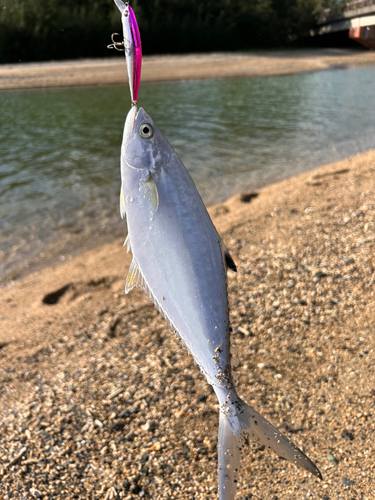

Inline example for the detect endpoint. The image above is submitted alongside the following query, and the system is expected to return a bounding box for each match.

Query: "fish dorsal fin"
[120,186,126,219]
[220,239,237,273]
[123,233,131,253]
[140,176,159,211]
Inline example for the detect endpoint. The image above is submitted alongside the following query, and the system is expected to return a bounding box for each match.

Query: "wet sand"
[1,150,375,498]
[2,48,375,90]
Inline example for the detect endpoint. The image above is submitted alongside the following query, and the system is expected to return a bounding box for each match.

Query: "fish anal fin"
[120,186,126,219]
[125,259,142,294]
[124,260,177,332]
[125,259,154,297]
[123,233,131,253]
[220,239,237,273]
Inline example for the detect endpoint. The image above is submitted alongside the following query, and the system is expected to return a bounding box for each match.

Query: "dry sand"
[1,150,375,499]
[2,48,375,90]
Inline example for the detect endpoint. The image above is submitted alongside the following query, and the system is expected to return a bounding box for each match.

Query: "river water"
[1,65,375,283]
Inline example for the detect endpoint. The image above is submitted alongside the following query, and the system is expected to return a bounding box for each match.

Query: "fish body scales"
[121,107,231,387]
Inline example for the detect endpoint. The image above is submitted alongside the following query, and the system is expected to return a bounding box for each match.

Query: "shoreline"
[1,48,375,90]
[1,146,373,290]
[1,148,374,293]
[1,149,375,497]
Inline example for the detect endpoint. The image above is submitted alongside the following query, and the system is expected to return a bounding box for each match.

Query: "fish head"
[123,106,164,171]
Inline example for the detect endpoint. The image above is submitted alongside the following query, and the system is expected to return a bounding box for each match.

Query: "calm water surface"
[1,65,375,282]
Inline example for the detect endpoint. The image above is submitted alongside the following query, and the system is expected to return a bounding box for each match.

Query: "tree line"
[0,0,348,63]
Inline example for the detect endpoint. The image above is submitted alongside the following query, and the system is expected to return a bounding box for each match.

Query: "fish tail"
[218,411,241,500]
[238,399,322,480]
[217,399,322,499]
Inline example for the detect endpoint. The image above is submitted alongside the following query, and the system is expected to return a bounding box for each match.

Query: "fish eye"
[139,123,153,139]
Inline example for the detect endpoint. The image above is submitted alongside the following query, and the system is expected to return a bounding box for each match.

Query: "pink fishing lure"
[114,0,142,104]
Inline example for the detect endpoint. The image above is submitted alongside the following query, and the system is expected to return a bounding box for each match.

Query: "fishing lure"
[110,0,142,105]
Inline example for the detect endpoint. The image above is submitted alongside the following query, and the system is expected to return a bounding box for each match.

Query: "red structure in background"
[349,25,375,48]
[314,0,375,49]
[345,0,375,49]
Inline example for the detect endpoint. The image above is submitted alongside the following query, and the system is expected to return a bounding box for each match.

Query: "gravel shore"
[2,49,375,91]
[1,150,375,499]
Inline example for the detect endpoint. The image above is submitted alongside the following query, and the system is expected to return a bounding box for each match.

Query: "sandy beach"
[1,149,374,498]
[2,48,375,90]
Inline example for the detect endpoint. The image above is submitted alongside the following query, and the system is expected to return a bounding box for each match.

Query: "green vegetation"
[0,0,348,63]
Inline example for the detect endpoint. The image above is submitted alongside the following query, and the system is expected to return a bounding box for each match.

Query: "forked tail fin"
[218,400,322,500]
[218,412,241,500]
[240,401,322,479]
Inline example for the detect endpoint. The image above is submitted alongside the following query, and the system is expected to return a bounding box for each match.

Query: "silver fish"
[119,106,322,499]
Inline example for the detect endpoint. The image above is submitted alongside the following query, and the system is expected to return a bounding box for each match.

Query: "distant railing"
[318,0,375,24]
[345,0,375,12]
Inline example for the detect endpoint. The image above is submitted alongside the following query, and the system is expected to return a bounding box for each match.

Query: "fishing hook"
[107,33,124,51]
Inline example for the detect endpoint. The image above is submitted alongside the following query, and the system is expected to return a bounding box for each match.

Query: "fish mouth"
[134,107,149,128]
[124,106,150,138]
[124,105,139,138]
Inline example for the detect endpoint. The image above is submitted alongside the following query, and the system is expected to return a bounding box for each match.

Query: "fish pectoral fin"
[140,176,159,212]
[120,185,126,219]
[220,239,237,273]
